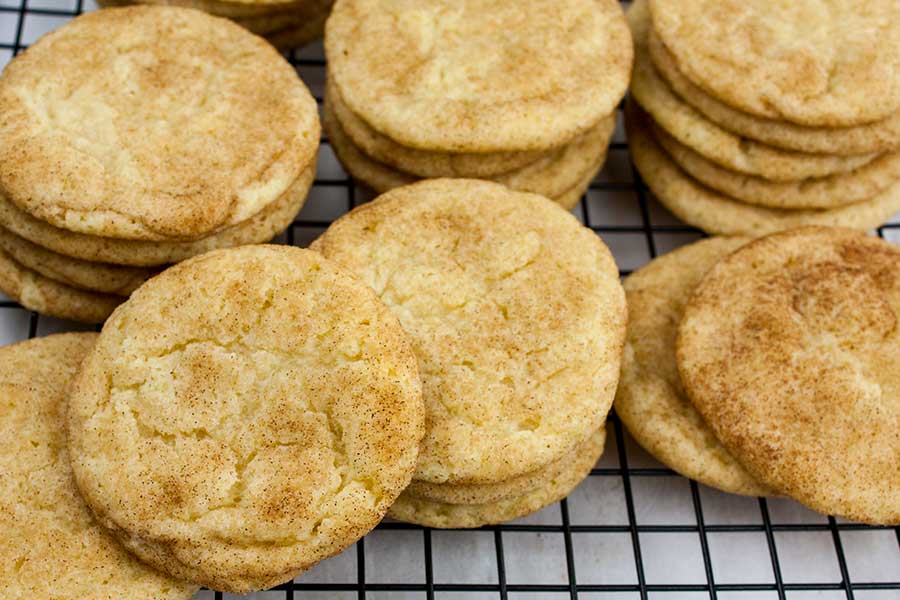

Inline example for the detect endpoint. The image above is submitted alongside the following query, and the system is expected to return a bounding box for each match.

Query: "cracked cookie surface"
[0,333,197,598]
[0,6,319,241]
[67,245,424,592]
[677,227,900,524]
[312,179,626,485]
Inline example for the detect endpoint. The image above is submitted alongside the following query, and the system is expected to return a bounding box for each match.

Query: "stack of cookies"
[616,226,899,525]
[99,0,334,49]
[0,7,320,323]
[322,0,632,211]
[313,179,628,528]
[626,0,900,236]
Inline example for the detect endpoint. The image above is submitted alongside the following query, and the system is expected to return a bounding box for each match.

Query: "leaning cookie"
[312,179,626,488]
[0,333,198,598]
[389,428,606,529]
[677,227,899,524]
[67,245,425,592]
[615,237,771,497]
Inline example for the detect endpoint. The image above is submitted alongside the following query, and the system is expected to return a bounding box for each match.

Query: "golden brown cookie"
[648,28,900,156]
[0,163,313,267]
[628,0,878,181]
[388,427,605,528]
[0,246,122,322]
[615,237,771,496]
[677,227,899,524]
[649,0,900,127]
[0,226,155,295]
[323,99,612,209]
[0,6,319,241]
[67,245,425,592]
[625,102,900,236]
[652,124,900,210]
[326,0,632,152]
[311,179,627,486]
[0,333,198,598]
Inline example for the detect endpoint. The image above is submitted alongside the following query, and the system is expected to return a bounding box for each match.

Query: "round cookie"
[67,246,424,592]
[615,238,770,496]
[327,80,549,178]
[389,427,605,528]
[649,0,900,127]
[0,226,155,295]
[0,334,198,598]
[0,6,319,241]
[648,29,900,156]
[326,0,632,152]
[628,0,878,182]
[311,179,627,485]
[407,426,606,504]
[0,163,313,267]
[653,125,900,210]
[625,102,900,236]
[0,246,122,322]
[324,100,613,209]
[677,227,899,524]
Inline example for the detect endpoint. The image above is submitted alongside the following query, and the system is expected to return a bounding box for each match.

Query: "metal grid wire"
[0,2,898,598]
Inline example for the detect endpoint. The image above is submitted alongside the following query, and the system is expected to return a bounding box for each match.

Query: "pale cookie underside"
[311,179,626,485]
[649,0,900,127]
[616,237,771,497]
[0,162,314,267]
[0,6,319,241]
[326,0,632,152]
[676,227,900,524]
[0,226,156,295]
[653,124,900,210]
[324,99,613,208]
[0,246,123,322]
[625,102,900,237]
[0,334,197,599]
[327,80,550,178]
[67,246,424,593]
[388,427,606,528]
[627,0,878,182]
[648,28,900,156]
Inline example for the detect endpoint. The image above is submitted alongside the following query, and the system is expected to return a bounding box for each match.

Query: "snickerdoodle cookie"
[0,6,319,241]
[0,333,197,598]
[677,227,899,524]
[312,179,626,490]
[67,245,424,591]
[615,237,770,496]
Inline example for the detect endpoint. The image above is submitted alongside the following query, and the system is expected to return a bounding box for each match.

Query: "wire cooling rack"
[0,2,898,599]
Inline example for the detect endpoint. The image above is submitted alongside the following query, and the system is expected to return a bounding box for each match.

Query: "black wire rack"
[0,2,898,599]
